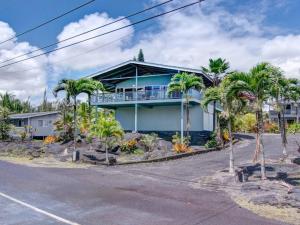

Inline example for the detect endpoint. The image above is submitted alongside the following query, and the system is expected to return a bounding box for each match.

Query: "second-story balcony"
[269,109,299,117]
[91,89,202,106]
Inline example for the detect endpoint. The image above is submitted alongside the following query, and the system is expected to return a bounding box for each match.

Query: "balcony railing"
[269,110,298,116]
[91,89,202,105]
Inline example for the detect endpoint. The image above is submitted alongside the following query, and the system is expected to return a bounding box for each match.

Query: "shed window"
[38,120,43,127]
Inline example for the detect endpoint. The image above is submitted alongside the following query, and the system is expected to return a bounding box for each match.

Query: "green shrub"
[288,123,300,134]
[0,107,11,140]
[140,133,158,152]
[205,132,218,149]
[233,113,256,133]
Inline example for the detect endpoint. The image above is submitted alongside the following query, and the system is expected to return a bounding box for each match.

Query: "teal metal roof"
[86,61,213,91]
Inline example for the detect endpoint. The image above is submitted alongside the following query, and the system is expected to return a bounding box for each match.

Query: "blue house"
[88,61,215,145]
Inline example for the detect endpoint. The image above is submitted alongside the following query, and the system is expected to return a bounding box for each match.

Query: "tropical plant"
[202,77,245,174]
[227,62,273,179]
[0,92,34,113]
[0,107,11,140]
[38,89,55,112]
[78,102,90,134]
[53,78,104,151]
[269,67,300,156]
[90,111,124,164]
[120,139,138,154]
[171,133,191,153]
[233,113,256,133]
[168,72,204,140]
[53,111,73,142]
[140,133,158,152]
[287,123,300,134]
[44,135,57,144]
[201,58,230,132]
[205,132,218,149]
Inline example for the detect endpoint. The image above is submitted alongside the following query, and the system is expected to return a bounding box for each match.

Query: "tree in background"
[137,49,145,62]
[0,92,34,113]
[0,107,11,140]
[38,89,55,112]
[201,58,230,143]
[168,72,204,140]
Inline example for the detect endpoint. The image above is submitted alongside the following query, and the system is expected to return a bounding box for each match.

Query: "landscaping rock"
[241,183,261,192]
[157,139,172,151]
[251,194,279,206]
[124,132,143,141]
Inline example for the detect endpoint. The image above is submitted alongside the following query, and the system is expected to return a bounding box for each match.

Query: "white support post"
[134,66,138,133]
[180,98,184,144]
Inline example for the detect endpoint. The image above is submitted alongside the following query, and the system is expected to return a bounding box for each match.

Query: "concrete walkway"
[1,133,297,225]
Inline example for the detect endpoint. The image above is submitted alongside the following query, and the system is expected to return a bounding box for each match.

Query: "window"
[47,120,52,127]
[38,120,43,127]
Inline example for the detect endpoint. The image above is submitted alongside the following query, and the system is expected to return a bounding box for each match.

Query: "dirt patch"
[190,160,300,225]
[0,155,92,169]
[234,196,300,225]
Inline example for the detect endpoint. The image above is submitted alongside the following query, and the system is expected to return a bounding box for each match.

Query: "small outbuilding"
[9,111,60,138]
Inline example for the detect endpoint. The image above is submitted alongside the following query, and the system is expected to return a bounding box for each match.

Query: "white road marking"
[0,192,81,225]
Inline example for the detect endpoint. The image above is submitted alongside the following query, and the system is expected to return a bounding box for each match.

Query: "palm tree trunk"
[213,101,216,131]
[257,109,267,180]
[73,96,77,152]
[281,106,287,156]
[228,117,234,174]
[296,106,299,124]
[88,94,91,124]
[186,97,190,141]
[105,138,109,165]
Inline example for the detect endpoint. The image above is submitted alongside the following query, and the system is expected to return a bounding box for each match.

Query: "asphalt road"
[0,134,298,225]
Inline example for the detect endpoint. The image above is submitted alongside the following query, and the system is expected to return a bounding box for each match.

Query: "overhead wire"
[0,0,203,70]
[0,0,173,65]
[0,0,96,45]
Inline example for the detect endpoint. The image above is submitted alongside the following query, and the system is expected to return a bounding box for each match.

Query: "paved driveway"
[0,134,298,225]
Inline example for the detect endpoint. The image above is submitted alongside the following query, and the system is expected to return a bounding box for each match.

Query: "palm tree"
[90,111,123,164]
[202,78,245,174]
[269,67,299,156]
[201,58,230,143]
[53,78,104,152]
[168,72,204,140]
[227,63,273,179]
[290,79,300,124]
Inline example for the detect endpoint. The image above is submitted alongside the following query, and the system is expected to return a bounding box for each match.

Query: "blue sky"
[1,0,299,47]
[0,0,153,48]
[0,0,300,103]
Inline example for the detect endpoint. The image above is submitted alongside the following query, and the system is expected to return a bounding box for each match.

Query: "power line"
[0,0,95,46]
[3,24,149,75]
[0,0,173,65]
[0,0,203,70]
[4,8,184,76]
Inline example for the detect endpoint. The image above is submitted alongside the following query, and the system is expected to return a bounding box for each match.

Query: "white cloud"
[49,0,300,79]
[0,21,47,102]
[49,12,134,73]
[2,0,300,105]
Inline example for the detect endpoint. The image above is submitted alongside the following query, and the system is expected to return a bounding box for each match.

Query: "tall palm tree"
[227,63,272,179]
[168,72,204,140]
[289,79,300,124]
[269,67,288,155]
[202,77,245,174]
[201,58,230,142]
[53,78,104,152]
